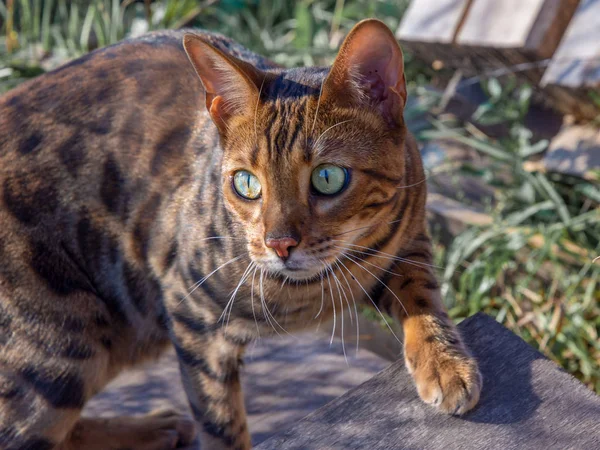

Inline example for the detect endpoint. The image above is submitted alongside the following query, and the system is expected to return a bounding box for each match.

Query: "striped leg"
[375,236,482,415]
[0,361,196,450]
[0,364,79,450]
[0,284,196,450]
[171,319,251,450]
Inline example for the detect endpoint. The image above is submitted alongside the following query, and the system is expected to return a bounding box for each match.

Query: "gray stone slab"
[543,125,600,181]
[257,313,600,450]
[83,331,390,447]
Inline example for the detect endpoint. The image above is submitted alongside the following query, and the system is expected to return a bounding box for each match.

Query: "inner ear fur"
[183,34,267,132]
[323,19,407,127]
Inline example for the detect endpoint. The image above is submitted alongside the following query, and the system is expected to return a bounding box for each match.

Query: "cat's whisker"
[198,236,244,242]
[226,263,255,329]
[250,264,260,338]
[313,119,354,154]
[333,245,404,276]
[314,270,325,319]
[181,254,244,304]
[325,269,336,346]
[331,263,353,326]
[310,78,325,140]
[254,74,267,140]
[259,269,291,336]
[334,240,444,271]
[219,261,254,329]
[279,275,289,292]
[259,269,280,336]
[332,218,404,239]
[342,253,409,318]
[330,265,349,365]
[395,171,431,190]
[337,259,403,346]
[334,260,361,355]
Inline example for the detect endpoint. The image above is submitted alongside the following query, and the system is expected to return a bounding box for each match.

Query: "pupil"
[246,174,251,189]
[323,170,329,183]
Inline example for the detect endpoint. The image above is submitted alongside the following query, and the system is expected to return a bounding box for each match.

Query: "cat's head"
[184,19,409,281]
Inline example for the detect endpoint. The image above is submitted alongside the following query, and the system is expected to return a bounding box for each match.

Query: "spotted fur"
[0,20,481,450]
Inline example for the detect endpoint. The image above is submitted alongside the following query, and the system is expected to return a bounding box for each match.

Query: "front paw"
[406,345,482,415]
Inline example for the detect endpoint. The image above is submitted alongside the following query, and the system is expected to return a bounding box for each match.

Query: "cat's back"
[0,29,275,167]
[0,29,275,263]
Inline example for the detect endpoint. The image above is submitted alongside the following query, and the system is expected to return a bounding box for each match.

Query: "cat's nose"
[265,237,299,260]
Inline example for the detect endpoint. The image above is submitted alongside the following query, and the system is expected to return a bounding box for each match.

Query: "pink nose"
[265,237,299,259]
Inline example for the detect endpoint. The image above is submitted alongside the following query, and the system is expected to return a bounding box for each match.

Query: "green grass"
[421,81,600,392]
[1,0,598,392]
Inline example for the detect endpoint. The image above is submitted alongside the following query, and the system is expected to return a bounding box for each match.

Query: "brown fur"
[0,20,480,450]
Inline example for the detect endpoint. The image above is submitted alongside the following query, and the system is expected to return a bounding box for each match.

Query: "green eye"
[311,164,349,196]
[233,170,261,199]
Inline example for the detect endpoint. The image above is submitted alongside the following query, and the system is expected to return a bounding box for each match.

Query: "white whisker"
[254,74,267,140]
[337,259,403,346]
[332,219,403,239]
[335,260,360,355]
[325,269,336,346]
[310,77,325,139]
[395,172,431,190]
[330,266,348,365]
[219,261,254,329]
[314,271,325,319]
[313,119,354,154]
[250,264,260,338]
[334,240,443,270]
[181,255,244,304]
[334,245,404,276]
[259,269,291,336]
[343,253,409,317]
[198,236,243,242]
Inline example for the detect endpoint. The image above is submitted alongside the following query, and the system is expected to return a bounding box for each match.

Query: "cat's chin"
[278,267,325,282]
[261,263,330,282]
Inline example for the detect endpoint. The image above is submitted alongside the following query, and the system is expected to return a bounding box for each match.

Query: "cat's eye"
[233,170,262,199]
[311,164,349,196]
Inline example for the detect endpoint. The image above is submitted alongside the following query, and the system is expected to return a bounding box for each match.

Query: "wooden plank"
[396,0,473,44]
[458,0,546,49]
[542,125,600,180]
[457,0,578,59]
[257,313,600,450]
[83,332,389,447]
[541,0,600,89]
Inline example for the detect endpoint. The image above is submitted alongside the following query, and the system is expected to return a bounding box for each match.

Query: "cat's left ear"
[323,19,407,127]
[183,34,264,133]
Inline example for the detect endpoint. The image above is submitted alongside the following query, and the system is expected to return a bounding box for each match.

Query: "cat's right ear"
[183,34,264,133]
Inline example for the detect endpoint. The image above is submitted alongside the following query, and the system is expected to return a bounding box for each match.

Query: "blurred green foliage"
[0,0,598,392]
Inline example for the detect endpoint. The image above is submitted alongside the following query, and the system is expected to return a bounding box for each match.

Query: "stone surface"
[543,125,600,180]
[257,313,600,450]
[427,193,493,243]
[83,331,390,447]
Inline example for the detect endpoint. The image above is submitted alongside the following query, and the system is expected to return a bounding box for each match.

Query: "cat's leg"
[170,317,251,450]
[372,234,482,415]
[0,285,196,450]
[0,352,196,450]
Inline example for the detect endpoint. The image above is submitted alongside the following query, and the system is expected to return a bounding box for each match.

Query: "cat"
[0,18,481,450]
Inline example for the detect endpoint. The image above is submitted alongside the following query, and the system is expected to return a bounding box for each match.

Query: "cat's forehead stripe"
[263,68,326,100]
[260,99,308,163]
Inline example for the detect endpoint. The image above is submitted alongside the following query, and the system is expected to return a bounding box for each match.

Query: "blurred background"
[0,0,598,393]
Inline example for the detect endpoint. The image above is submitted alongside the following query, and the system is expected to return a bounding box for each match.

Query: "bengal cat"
[0,19,481,450]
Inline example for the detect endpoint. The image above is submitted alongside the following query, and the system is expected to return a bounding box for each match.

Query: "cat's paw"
[406,346,481,415]
[68,410,197,450]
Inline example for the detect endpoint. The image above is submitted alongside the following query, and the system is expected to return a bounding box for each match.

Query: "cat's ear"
[323,19,407,127]
[183,34,264,133]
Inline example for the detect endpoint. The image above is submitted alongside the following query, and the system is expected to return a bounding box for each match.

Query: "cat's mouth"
[265,256,338,281]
